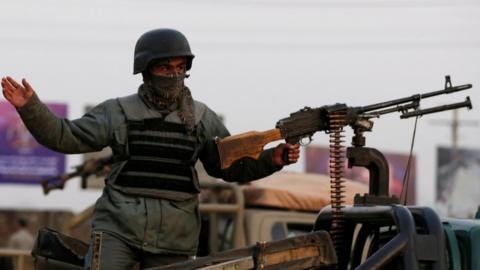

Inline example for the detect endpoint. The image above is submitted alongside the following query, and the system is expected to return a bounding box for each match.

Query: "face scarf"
[139,74,196,134]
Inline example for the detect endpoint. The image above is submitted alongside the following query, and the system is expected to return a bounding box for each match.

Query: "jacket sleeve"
[16,92,116,154]
[197,107,281,183]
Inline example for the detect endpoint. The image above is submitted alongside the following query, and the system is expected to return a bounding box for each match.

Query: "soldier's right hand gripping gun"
[40,155,113,195]
[216,76,473,169]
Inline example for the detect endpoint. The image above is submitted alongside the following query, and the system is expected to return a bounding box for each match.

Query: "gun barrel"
[400,97,472,119]
[358,83,472,114]
[367,102,419,116]
[421,84,472,98]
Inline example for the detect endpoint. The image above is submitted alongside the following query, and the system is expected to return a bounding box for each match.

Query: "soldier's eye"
[176,65,186,73]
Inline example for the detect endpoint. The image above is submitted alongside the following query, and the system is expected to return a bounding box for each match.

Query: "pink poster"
[0,101,67,184]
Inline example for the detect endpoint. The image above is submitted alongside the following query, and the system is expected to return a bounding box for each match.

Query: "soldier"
[1,28,300,269]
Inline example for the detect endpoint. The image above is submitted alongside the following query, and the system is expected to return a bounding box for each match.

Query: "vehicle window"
[217,215,235,250]
[271,222,313,241]
[271,222,286,241]
[286,223,313,238]
[198,214,235,255]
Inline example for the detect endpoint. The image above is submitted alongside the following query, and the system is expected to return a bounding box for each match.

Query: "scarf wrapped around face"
[138,74,195,134]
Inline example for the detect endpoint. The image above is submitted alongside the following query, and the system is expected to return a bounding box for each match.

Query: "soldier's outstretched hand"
[1,76,34,108]
[273,143,300,167]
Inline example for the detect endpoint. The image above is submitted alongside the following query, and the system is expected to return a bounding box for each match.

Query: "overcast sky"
[0,0,479,213]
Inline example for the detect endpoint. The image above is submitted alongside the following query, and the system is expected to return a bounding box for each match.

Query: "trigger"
[300,136,312,146]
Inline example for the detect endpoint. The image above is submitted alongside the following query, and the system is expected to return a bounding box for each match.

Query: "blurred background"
[0,0,479,261]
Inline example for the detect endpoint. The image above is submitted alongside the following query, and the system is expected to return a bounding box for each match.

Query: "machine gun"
[216,75,472,169]
[216,75,473,270]
[40,155,113,195]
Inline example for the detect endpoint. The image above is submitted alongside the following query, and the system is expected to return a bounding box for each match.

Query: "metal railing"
[0,248,33,270]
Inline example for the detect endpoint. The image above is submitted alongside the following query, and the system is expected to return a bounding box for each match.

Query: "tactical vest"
[113,94,206,200]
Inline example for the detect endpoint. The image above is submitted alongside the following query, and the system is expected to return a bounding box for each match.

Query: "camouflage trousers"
[84,231,189,270]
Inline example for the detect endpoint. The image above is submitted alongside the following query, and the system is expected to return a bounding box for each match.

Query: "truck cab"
[196,172,367,255]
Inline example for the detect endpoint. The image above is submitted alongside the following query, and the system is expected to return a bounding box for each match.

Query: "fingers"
[2,88,10,100]
[2,87,14,103]
[2,78,8,98]
[285,143,300,150]
[2,79,15,100]
[2,76,21,94]
[6,76,21,89]
[286,143,300,163]
[22,78,34,96]
[2,76,33,107]
[2,77,14,92]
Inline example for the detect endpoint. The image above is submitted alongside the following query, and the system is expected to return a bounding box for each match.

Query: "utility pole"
[452,109,459,151]
[431,109,477,155]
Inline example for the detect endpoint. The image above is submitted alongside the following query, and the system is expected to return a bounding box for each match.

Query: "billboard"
[0,101,67,184]
[305,145,416,204]
[436,147,480,218]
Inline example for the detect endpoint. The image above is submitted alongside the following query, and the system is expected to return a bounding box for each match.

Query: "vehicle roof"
[242,171,368,212]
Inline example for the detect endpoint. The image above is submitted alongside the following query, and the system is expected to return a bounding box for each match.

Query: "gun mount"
[216,75,474,269]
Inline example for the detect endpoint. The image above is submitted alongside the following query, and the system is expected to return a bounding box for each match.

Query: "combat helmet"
[133,28,194,74]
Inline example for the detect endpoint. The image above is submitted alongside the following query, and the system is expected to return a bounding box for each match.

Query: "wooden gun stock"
[216,128,283,169]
